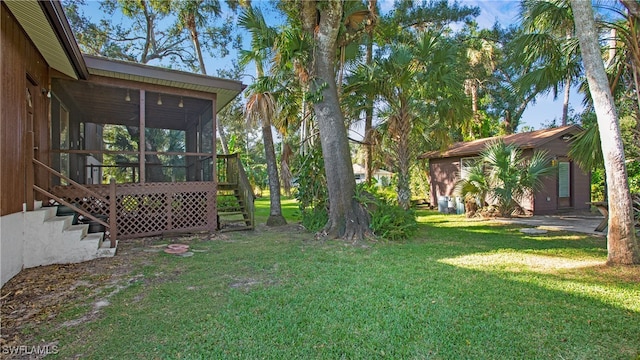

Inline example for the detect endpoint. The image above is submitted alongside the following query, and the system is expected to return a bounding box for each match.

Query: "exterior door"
[558,160,572,208]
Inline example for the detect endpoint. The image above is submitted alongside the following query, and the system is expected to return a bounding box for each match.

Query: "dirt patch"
[0,234,214,355]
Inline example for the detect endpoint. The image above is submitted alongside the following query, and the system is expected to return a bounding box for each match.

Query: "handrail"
[236,156,255,229]
[33,158,109,203]
[31,158,117,248]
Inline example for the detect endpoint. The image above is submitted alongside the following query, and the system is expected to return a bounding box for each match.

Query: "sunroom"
[41,55,249,244]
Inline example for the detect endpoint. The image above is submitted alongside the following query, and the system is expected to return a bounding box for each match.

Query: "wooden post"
[139,90,146,184]
[25,132,35,211]
[210,96,217,232]
[109,178,117,248]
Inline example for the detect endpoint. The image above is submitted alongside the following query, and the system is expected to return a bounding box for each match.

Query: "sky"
[461,0,585,130]
[77,0,583,132]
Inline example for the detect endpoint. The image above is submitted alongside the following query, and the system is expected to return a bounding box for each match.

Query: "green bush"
[300,206,328,232]
[370,204,418,241]
[356,183,417,240]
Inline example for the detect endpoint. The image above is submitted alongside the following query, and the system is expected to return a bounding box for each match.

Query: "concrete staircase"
[22,203,117,268]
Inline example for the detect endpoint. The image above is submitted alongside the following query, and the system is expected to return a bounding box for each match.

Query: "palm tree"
[517,0,582,126]
[570,0,639,265]
[174,0,233,154]
[457,140,554,217]
[463,25,497,138]
[239,4,286,226]
[347,31,468,210]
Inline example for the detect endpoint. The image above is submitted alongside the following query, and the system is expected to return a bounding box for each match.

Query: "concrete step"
[66,224,89,239]
[24,206,58,223]
[97,239,118,258]
[44,214,75,232]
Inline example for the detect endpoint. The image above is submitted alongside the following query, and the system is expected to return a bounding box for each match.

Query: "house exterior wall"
[1,3,50,216]
[1,3,51,287]
[1,212,25,286]
[428,157,461,205]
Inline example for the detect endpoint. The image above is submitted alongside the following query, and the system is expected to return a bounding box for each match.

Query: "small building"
[353,164,393,186]
[419,125,591,215]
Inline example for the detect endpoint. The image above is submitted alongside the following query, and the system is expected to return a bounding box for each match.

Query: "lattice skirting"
[52,182,217,239]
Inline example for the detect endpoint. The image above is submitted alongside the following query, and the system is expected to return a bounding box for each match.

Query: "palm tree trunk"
[571,0,639,265]
[262,123,286,225]
[561,75,571,125]
[184,18,230,154]
[364,39,374,184]
[395,101,412,210]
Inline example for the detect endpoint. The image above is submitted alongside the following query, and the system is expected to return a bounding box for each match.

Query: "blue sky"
[77,0,581,131]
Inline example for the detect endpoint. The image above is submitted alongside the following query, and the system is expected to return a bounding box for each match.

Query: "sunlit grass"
[25,202,640,359]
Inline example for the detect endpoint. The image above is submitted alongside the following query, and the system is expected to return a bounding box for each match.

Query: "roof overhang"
[419,125,584,160]
[4,0,88,79]
[84,55,246,111]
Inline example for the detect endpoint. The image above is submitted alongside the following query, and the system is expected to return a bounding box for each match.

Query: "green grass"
[253,194,299,224]
[35,199,640,359]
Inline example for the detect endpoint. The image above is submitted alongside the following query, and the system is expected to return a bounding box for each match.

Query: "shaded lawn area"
[5,198,640,359]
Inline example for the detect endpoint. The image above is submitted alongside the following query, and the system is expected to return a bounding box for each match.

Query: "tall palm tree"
[571,0,639,265]
[347,31,468,210]
[463,26,497,139]
[239,4,286,226]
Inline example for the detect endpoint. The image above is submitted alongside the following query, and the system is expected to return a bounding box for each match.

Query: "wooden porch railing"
[217,153,255,229]
[30,158,117,248]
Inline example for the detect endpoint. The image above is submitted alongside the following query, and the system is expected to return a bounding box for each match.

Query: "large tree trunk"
[302,0,370,240]
[571,0,639,265]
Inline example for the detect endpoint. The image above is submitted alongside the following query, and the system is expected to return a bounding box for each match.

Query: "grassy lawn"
[17,197,640,359]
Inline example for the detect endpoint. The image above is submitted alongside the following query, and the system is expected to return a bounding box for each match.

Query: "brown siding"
[1,4,50,216]
[572,162,591,211]
[429,157,461,205]
[533,136,590,214]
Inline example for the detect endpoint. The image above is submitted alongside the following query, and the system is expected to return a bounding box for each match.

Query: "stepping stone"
[519,228,548,234]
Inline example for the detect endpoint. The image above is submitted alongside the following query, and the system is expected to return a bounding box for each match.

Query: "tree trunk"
[262,123,286,226]
[186,21,230,154]
[395,103,412,210]
[364,40,374,184]
[302,0,370,240]
[561,75,571,126]
[571,0,639,265]
[364,0,377,184]
[190,24,207,75]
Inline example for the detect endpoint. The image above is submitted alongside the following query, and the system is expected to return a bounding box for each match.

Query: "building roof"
[4,0,88,79]
[84,55,245,110]
[6,1,244,111]
[419,125,583,159]
[353,164,393,176]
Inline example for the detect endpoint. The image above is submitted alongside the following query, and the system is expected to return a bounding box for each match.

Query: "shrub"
[370,204,417,241]
[300,206,328,232]
[357,183,417,240]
